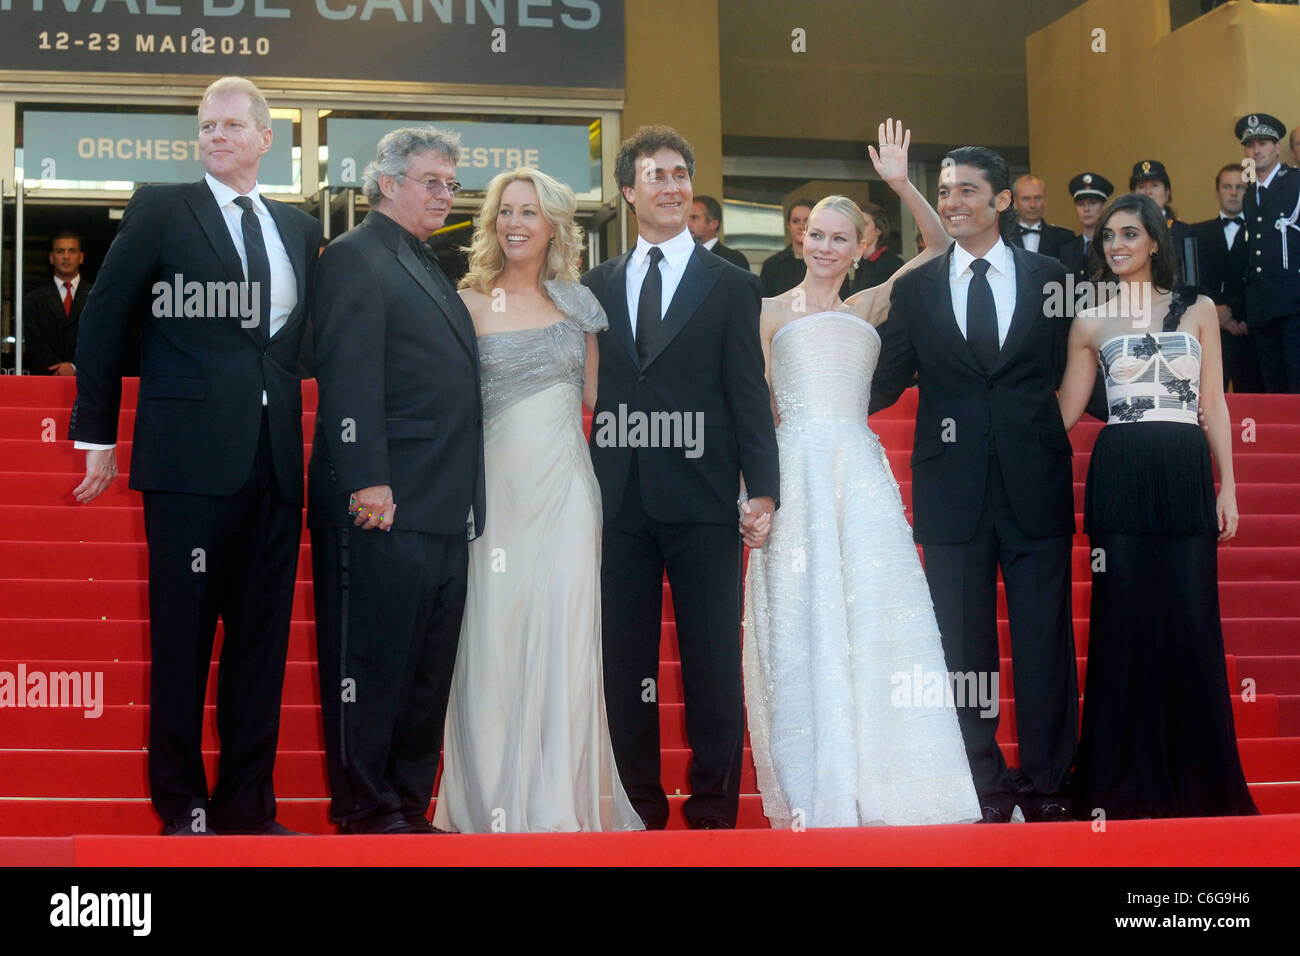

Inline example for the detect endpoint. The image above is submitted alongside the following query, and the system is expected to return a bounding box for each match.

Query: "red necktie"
[62,282,73,317]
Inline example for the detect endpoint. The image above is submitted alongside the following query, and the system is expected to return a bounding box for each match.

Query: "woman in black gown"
[1058,193,1257,819]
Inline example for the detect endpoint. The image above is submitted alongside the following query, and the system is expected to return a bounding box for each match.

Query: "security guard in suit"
[1237,112,1300,392]
[1130,159,1192,271]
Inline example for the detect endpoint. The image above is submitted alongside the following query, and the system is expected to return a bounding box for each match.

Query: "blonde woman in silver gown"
[742,121,980,827]
[433,168,642,832]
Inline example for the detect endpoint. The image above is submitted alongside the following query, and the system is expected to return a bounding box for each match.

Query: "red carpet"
[1,376,1298,865]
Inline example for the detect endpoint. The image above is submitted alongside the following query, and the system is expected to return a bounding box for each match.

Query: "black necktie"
[233,195,271,342]
[967,258,999,372]
[636,246,664,365]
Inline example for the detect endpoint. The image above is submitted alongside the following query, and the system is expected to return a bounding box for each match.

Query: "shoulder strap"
[1162,289,1196,332]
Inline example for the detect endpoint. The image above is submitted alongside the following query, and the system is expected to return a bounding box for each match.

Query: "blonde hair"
[199,76,271,130]
[808,194,868,240]
[460,167,583,292]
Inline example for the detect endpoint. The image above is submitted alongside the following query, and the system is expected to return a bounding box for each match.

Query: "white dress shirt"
[1220,210,1243,250]
[950,237,1017,346]
[205,173,297,340]
[625,227,697,337]
[1256,161,1280,204]
[55,274,81,301]
[702,236,719,251]
[1016,220,1042,254]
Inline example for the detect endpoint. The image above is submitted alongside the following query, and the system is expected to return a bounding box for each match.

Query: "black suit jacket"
[69,180,320,505]
[1005,222,1075,260]
[1194,216,1247,321]
[704,240,750,271]
[582,245,779,525]
[306,211,486,538]
[24,278,88,372]
[869,245,1076,544]
[1058,234,1091,285]
[1242,164,1300,325]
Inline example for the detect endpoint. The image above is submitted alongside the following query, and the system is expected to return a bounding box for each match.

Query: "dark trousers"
[1252,312,1300,393]
[142,411,299,833]
[920,454,1077,815]
[311,525,468,824]
[601,466,745,829]
[1220,328,1266,393]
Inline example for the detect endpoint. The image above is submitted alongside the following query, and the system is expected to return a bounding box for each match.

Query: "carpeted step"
[5,738,1296,801]
[1236,656,1300,694]
[0,692,1277,751]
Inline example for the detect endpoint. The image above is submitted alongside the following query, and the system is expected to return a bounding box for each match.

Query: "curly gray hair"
[362,126,462,205]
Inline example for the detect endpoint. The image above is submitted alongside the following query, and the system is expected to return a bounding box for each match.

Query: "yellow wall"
[718,0,1083,149]
[623,0,725,205]
[1027,0,1300,226]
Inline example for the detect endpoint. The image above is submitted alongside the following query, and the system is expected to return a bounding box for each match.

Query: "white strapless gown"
[742,312,980,828]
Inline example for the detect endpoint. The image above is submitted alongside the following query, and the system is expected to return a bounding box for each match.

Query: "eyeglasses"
[397,172,462,197]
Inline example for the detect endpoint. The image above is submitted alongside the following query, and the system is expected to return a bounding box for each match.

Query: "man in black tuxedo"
[1004,174,1074,260]
[1195,163,1264,392]
[69,77,321,835]
[583,126,779,829]
[871,147,1077,823]
[1237,112,1300,393]
[688,194,750,270]
[308,127,485,835]
[24,230,88,376]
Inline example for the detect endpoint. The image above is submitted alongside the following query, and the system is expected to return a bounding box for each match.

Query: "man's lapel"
[395,235,476,362]
[920,245,984,378]
[992,244,1042,375]
[643,245,724,369]
[605,251,639,367]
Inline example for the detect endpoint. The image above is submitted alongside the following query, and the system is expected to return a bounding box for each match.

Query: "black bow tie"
[1222,216,1244,227]
[1017,224,1041,235]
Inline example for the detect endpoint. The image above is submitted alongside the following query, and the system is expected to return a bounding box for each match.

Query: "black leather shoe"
[404,815,446,833]
[339,812,419,835]
[978,806,1010,823]
[690,817,733,830]
[217,819,303,836]
[1028,801,1073,823]
[162,820,218,836]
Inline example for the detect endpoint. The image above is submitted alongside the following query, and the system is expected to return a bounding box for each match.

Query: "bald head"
[1012,174,1046,225]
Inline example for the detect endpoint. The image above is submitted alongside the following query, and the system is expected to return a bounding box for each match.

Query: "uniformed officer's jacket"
[1243,163,1300,325]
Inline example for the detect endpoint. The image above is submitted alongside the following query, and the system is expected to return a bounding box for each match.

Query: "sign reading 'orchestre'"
[23,110,296,186]
[0,1,625,90]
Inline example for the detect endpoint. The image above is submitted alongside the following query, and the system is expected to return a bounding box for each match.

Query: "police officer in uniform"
[1130,159,1192,272]
[1238,112,1300,393]
[1058,172,1113,285]
[1057,172,1112,422]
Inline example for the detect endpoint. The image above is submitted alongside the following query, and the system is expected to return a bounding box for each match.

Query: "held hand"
[350,485,396,532]
[48,362,76,377]
[1216,488,1238,542]
[867,118,911,188]
[73,448,119,503]
[1214,304,1233,330]
[740,496,776,549]
[1231,320,1249,337]
[1197,404,1209,434]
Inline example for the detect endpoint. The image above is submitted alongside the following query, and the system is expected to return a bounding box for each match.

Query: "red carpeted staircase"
[1,377,1298,857]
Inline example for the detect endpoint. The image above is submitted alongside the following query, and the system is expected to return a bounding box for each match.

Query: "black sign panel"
[0,0,623,90]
